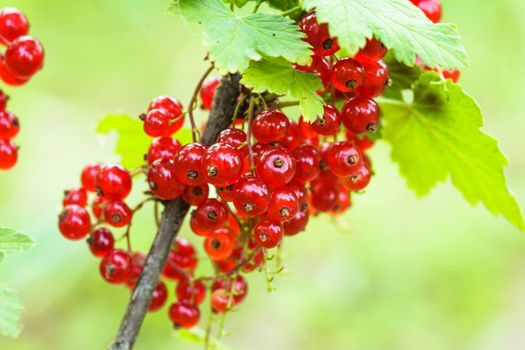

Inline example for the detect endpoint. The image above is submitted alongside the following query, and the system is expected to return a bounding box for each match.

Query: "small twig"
[188,63,215,143]
[246,96,256,171]
[281,5,302,17]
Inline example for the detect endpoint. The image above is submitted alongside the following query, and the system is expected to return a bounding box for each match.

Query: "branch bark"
[109,73,241,350]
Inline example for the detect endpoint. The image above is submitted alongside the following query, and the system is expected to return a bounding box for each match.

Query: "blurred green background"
[1,0,525,349]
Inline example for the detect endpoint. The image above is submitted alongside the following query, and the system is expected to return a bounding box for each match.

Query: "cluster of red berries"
[0,8,44,171]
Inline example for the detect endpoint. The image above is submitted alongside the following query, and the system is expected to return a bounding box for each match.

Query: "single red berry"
[190,198,228,236]
[91,196,107,219]
[310,181,340,212]
[0,90,8,110]
[232,176,271,216]
[202,143,244,186]
[342,96,380,134]
[266,187,299,223]
[162,239,198,280]
[104,201,132,228]
[281,120,304,151]
[330,58,365,93]
[442,69,460,83]
[173,143,207,185]
[146,137,181,165]
[256,148,296,188]
[310,104,341,135]
[81,163,101,192]
[252,109,290,144]
[0,111,19,139]
[143,109,172,137]
[87,228,115,257]
[99,249,132,284]
[204,231,235,261]
[63,188,88,207]
[176,278,206,305]
[298,12,340,56]
[96,164,132,200]
[5,36,44,78]
[126,252,146,288]
[354,38,388,65]
[254,219,283,248]
[182,184,209,206]
[211,275,248,304]
[283,210,309,236]
[330,187,352,215]
[0,58,29,86]
[342,163,372,192]
[200,76,221,110]
[294,56,331,93]
[292,145,320,184]
[217,128,247,156]
[169,301,200,328]
[0,139,17,169]
[286,182,309,211]
[324,141,363,177]
[416,0,442,23]
[148,96,184,134]
[0,8,29,45]
[58,204,92,240]
[211,289,230,313]
[358,59,390,98]
[217,183,236,202]
[147,159,184,200]
[149,281,168,312]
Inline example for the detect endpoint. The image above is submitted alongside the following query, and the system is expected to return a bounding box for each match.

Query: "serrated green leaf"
[0,228,35,255]
[0,283,23,338]
[241,57,324,119]
[381,72,524,231]
[303,0,469,70]
[170,0,311,73]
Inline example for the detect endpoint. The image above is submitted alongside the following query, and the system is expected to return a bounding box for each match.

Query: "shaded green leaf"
[0,228,35,255]
[382,54,422,100]
[0,283,24,338]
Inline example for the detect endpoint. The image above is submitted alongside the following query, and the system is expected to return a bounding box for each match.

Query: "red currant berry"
[442,69,460,83]
[256,148,296,188]
[292,145,320,184]
[267,187,299,223]
[0,59,29,86]
[324,141,363,177]
[0,8,29,45]
[0,139,17,169]
[104,201,132,228]
[358,59,390,98]
[91,196,107,219]
[149,281,168,312]
[416,0,442,23]
[217,183,236,202]
[163,239,198,280]
[147,159,184,200]
[204,231,235,261]
[190,198,228,236]
[5,36,44,78]
[63,188,88,207]
[346,131,375,151]
[298,12,340,56]
[354,38,388,65]
[142,109,171,137]
[87,228,115,257]
[342,96,380,134]
[96,164,132,200]
[283,210,309,236]
[232,176,271,216]
[342,163,372,192]
[281,120,304,151]
[182,184,209,206]
[310,104,341,135]
[254,219,283,248]
[330,58,365,93]
[202,143,244,186]
[126,252,146,288]
[217,128,247,156]
[200,76,221,110]
[81,163,101,192]
[294,56,331,93]
[330,187,351,215]
[99,249,132,284]
[211,289,230,313]
[252,109,290,145]
[0,89,8,111]
[286,182,309,210]
[310,181,340,212]
[169,301,200,329]
[176,278,206,305]
[148,96,184,134]
[0,111,19,139]
[212,275,248,304]
[146,137,181,165]
[173,143,207,185]
[58,205,92,240]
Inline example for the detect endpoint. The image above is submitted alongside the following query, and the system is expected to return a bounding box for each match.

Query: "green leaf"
[241,57,324,119]
[382,54,422,100]
[177,328,231,350]
[303,0,469,70]
[0,283,24,338]
[170,0,311,73]
[0,228,35,255]
[223,0,250,8]
[381,72,524,231]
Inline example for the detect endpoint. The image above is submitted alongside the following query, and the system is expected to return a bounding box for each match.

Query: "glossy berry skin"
[211,289,230,313]
[416,0,442,23]
[104,201,132,228]
[91,196,106,219]
[63,188,88,207]
[190,198,228,236]
[202,143,244,186]
[5,36,44,78]
[267,187,299,223]
[0,8,29,45]
[99,249,132,284]
[163,239,198,279]
[0,90,8,111]
[169,301,200,329]
[256,148,296,188]
[96,164,132,200]
[149,282,168,312]
[182,184,209,206]
[342,96,380,134]
[254,219,283,248]
[87,228,114,257]
[232,176,271,216]
[173,143,207,185]
[0,111,19,139]
[0,139,17,169]
[217,128,247,156]
[252,109,290,144]
[358,59,389,98]
[200,76,221,110]
[217,183,235,202]
[294,56,331,93]
[147,159,184,200]
[330,187,352,215]
[283,210,309,236]
[292,145,320,184]
[310,104,341,135]
[298,12,340,57]
[212,275,248,304]
[281,120,304,151]
[354,38,388,65]
[58,205,92,240]
[342,163,372,192]
[124,252,146,288]
[176,278,206,305]
[204,231,235,260]
[287,182,308,210]
[0,59,29,85]
[81,163,101,192]
[143,109,172,137]
[330,58,365,93]
[346,131,375,152]
[324,141,363,177]
[148,96,184,134]
[146,137,181,165]
[310,182,340,212]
